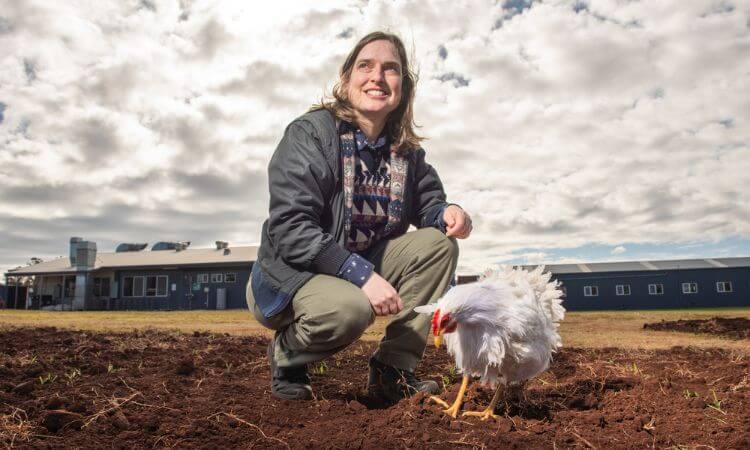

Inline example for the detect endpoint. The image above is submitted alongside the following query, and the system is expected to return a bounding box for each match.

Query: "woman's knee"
[297,295,373,348]
[416,228,459,263]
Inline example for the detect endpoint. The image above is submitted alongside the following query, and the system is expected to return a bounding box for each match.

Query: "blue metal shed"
[522,258,750,310]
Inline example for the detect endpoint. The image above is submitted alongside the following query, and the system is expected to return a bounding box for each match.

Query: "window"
[123,277,133,297]
[211,273,223,283]
[648,283,664,295]
[93,277,111,297]
[123,276,145,297]
[156,276,167,296]
[198,273,209,283]
[225,273,237,283]
[716,281,732,293]
[616,284,631,296]
[583,285,598,297]
[682,282,698,294]
[133,276,145,297]
[143,276,169,297]
[146,276,157,296]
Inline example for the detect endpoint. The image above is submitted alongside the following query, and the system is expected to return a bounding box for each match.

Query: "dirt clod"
[175,358,195,375]
[644,317,750,339]
[41,409,84,432]
[45,396,67,410]
[12,380,35,395]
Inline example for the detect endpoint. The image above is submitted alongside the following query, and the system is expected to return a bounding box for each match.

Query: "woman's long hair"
[311,31,423,154]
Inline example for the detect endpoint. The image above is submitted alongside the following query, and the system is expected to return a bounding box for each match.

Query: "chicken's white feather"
[425,266,565,388]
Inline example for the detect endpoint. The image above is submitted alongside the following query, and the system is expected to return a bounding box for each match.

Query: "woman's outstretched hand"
[443,205,473,239]
[361,272,404,316]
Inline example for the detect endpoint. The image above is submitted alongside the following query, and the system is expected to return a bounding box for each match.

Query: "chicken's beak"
[434,329,444,348]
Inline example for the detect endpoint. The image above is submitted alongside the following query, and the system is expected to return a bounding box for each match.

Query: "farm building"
[5,237,749,311]
[521,258,750,310]
[4,238,256,311]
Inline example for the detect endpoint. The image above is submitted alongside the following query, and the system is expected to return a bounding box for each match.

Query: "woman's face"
[346,39,403,125]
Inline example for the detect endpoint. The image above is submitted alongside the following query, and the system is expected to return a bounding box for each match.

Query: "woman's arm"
[266,120,351,275]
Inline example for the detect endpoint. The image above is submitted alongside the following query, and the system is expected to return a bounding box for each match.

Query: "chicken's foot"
[430,375,470,418]
[463,384,504,421]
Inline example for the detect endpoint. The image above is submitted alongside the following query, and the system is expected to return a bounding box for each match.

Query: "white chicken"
[415,265,565,420]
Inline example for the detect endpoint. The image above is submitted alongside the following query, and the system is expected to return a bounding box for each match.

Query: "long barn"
[523,258,750,310]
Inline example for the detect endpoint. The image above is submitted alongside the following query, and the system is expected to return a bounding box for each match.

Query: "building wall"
[557,267,750,310]
[174,267,251,310]
[103,265,252,310]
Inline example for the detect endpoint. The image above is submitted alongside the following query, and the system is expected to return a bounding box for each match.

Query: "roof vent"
[152,241,190,251]
[116,243,148,252]
[215,241,229,250]
[69,237,83,265]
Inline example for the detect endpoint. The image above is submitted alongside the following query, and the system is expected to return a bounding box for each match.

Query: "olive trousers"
[246,228,459,372]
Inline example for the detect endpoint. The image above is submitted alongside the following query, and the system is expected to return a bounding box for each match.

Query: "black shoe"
[368,357,439,403]
[267,338,313,400]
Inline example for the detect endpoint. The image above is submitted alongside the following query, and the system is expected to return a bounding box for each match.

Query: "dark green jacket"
[253,109,449,318]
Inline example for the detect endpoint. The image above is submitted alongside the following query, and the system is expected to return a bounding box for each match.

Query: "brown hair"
[311,31,423,153]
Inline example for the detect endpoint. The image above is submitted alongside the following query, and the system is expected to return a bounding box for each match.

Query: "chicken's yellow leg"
[463,384,504,421]
[429,375,470,418]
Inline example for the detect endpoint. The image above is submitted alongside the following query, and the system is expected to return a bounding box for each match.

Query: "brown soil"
[1,327,749,449]
[644,317,750,340]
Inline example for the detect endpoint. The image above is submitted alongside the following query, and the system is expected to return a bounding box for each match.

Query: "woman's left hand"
[443,205,472,239]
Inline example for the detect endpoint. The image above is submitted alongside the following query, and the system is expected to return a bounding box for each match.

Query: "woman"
[247,31,472,402]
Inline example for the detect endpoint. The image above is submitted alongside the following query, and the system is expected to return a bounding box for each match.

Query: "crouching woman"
[247,31,472,402]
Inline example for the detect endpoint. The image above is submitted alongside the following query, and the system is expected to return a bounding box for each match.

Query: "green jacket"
[253,109,450,318]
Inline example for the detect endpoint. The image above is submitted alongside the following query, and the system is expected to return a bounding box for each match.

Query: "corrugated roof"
[522,256,750,274]
[716,257,750,268]
[6,246,258,275]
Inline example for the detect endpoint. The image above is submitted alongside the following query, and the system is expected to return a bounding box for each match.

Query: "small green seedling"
[628,362,642,376]
[441,375,452,390]
[683,389,698,399]
[311,361,329,375]
[38,373,57,385]
[706,389,726,415]
[65,368,81,384]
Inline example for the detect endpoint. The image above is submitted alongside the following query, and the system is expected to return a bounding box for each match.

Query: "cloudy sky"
[1,0,749,276]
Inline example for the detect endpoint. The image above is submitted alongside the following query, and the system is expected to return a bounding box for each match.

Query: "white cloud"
[611,246,626,255]
[1,0,749,275]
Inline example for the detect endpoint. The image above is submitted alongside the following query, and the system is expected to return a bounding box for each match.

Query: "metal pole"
[14,276,19,309]
[25,277,29,309]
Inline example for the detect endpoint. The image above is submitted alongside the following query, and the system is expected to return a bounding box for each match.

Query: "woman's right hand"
[361,272,403,316]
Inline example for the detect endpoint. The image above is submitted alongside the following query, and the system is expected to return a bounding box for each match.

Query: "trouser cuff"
[371,350,420,373]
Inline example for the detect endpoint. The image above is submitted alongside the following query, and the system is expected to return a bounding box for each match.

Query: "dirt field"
[2,326,749,449]
[644,317,750,340]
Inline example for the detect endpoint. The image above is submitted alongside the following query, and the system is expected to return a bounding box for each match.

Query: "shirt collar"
[354,128,388,152]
